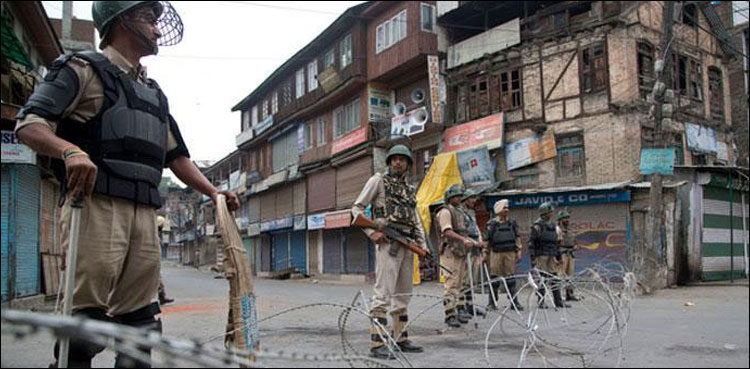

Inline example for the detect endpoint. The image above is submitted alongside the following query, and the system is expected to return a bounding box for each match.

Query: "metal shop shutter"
[344,227,370,274]
[323,229,342,273]
[1,166,10,301]
[14,165,41,298]
[260,191,275,222]
[271,231,289,271]
[290,230,307,274]
[307,170,336,213]
[701,186,748,280]
[275,185,294,218]
[248,196,261,224]
[40,179,61,296]
[336,156,372,209]
[260,236,271,272]
[293,180,306,215]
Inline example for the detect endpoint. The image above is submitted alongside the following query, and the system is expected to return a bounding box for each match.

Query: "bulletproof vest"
[53,51,169,207]
[438,204,468,257]
[489,219,517,252]
[462,207,480,240]
[533,219,559,256]
[374,172,418,231]
[559,225,575,250]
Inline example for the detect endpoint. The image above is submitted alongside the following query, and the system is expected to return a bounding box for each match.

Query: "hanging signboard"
[1,130,36,164]
[442,113,504,153]
[685,122,717,153]
[504,131,556,171]
[640,148,675,175]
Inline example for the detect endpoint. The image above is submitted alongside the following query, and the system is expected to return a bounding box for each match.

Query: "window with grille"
[376,10,407,54]
[296,68,305,98]
[637,41,655,98]
[708,66,724,121]
[421,3,436,32]
[271,92,278,114]
[304,122,314,151]
[334,98,360,138]
[556,133,586,179]
[499,69,522,111]
[580,43,607,93]
[340,34,352,67]
[325,49,335,69]
[317,117,327,146]
[308,61,318,92]
[673,54,702,100]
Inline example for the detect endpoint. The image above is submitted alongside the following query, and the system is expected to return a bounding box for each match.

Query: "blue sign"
[487,190,631,210]
[254,115,274,135]
[307,213,326,230]
[260,216,293,232]
[640,148,675,175]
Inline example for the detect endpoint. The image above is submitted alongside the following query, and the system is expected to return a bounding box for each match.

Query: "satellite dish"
[392,102,407,116]
[411,88,426,104]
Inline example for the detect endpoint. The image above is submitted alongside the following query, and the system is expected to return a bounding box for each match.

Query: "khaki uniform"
[352,172,427,347]
[459,205,482,310]
[483,218,523,307]
[437,205,469,319]
[14,47,180,316]
[557,224,577,299]
[529,218,566,307]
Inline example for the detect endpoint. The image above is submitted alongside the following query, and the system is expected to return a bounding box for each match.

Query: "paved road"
[2,262,748,367]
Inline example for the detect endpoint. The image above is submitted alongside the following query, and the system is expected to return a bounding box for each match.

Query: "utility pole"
[647,1,675,288]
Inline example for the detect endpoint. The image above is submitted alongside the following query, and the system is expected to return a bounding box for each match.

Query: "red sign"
[325,210,352,229]
[442,113,504,153]
[331,126,368,155]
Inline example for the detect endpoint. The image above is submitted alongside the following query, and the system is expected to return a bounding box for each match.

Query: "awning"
[1,10,33,69]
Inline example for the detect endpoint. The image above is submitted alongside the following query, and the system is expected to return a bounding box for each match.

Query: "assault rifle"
[353,214,453,275]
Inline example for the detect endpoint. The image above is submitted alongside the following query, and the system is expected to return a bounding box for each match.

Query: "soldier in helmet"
[352,144,428,359]
[437,185,477,328]
[14,2,239,366]
[557,209,581,301]
[528,202,570,309]
[482,199,523,311]
[459,189,486,318]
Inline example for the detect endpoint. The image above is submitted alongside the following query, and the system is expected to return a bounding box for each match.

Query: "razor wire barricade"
[2,262,635,368]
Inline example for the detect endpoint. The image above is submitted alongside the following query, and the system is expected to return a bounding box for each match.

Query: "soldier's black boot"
[507,278,524,311]
[397,340,424,353]
[370,345,396,360]
[445,316,461,328]
[113,303,162,368]
[566,286,580,301]
[50,308,113,368]
[457,307,471,323]
[552,283,570,308]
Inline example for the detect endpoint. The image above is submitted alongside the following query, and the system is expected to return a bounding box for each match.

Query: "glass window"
[308,61,318,92]
[421,3,436,32]
[317,117,326,146]
[556,134,586,179]
[295,68,305,98]
[340,34,352,67]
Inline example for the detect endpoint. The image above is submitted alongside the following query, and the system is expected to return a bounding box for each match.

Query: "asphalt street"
[1,262,748,368]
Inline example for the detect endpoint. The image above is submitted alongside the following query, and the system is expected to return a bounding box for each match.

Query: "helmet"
[386,144,413,166]
[444,185,464,203]
[538,202,554,215]
[557,209,570,221]
[462,188,478,201]
[93,1,183,49]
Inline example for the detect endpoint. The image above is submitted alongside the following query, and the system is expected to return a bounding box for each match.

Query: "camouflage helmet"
[538,202,554,215]
[557,209,571,221]
[462,188,479,201]
[386,144,413,166]
[444,185,464,203]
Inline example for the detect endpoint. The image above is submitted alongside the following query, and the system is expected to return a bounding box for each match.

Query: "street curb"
[0,294,50,311]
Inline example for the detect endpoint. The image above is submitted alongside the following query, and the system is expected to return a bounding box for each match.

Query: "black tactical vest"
[489,219,517,252]
[53,51,170,207]
[534,219,559,256]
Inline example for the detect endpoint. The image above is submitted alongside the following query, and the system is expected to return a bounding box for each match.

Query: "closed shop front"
[271,230,289,271]
[323,229,343,274]
[260,192,275,223]
[260,235,272,272]
[290,230,306,274]
[307,169,336,213]
[343,227,372,274]
[40,179,61,296]
[336,156,372,209]
[699,176,749,281]
[1,165,41,301]
[487,189,631,274]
